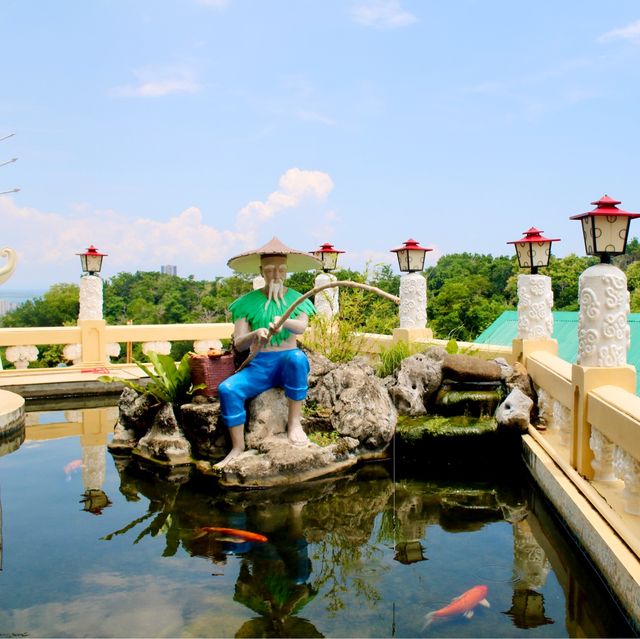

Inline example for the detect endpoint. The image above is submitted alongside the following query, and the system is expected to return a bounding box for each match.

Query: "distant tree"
[0,283,79,327]
[542,254,597,311]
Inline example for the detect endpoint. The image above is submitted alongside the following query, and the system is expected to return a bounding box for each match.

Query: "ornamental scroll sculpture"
[577,263,630,367]
[516,274,554,340]
[0,247,17,286]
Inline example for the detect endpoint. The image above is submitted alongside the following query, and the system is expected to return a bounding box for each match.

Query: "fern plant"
[99,351,204,406]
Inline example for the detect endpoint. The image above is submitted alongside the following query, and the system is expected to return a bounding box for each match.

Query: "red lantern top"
[77,245,108,258]
[507,227,560,246]
[569,195,640,221]
[314,242,345,255]
[390,238,432,254]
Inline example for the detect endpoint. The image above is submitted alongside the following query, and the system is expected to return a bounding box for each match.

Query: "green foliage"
[1,283,79,327]
[541,254,597,311]
[99,351,203,405]
[305,314,365,363]
[308,430,340,447]
[425,253,516,341]
[376,340,426,378]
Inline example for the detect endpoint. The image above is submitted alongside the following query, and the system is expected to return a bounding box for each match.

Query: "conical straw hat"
[227,236,322,274]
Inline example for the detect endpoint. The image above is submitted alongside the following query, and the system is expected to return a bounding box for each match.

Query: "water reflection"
[3,404,635,638]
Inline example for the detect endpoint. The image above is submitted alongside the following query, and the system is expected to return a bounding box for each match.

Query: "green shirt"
[229,288,316,346]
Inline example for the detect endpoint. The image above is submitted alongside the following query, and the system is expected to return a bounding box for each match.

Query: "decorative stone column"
[399,272,426,329]
[517,274,554,339]
[577,263,630,367]
[314,272,339,319]
[572,262,636,479]
[79,275,103,321]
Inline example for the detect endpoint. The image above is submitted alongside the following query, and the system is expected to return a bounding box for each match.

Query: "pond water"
[0,403,636,638]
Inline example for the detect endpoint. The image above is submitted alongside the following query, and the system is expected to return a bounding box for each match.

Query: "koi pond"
[0,401,636,638]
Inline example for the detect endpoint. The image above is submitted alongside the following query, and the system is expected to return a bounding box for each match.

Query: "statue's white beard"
[265,279,285,309]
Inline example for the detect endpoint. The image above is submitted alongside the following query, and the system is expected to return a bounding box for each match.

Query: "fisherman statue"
[215,237,322,469]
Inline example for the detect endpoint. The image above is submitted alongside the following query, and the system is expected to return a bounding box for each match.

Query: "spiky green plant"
[99,351,204,405]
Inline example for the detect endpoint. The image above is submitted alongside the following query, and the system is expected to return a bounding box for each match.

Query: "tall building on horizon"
[161,265,177,276]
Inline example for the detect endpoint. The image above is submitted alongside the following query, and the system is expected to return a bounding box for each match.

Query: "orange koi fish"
[197,527,268,543]
[64,459,84,475]
[424,585,490,628]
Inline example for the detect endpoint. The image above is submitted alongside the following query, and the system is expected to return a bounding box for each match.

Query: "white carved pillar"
[615,450,640,515]
[577,263,630,366]
[399,272,427,329]
[79,274,103,320]
[314,272,339,319]
[5,345,38,369]
[553,399,572,448]
[590,429,617,481]
[193,339,223,354]
[517,274,554,339]
[142,341,171,356]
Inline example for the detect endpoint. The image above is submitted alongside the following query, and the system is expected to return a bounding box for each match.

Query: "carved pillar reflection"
[399,272,426,329]
[577,263,630,366]
[517,274,554,339]
[314,272,338,319]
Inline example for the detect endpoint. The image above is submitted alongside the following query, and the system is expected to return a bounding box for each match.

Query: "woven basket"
[189,353,235,398]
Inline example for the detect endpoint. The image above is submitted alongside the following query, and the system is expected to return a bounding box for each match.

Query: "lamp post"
[569,195,638,485]
[570,195,640,264]
[312,242,345,318]
[75,246,107,321]
[65,245,117,367]
[508,228,559,342]
[391,238,432,331]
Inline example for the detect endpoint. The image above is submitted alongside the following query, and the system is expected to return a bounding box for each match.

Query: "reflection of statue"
[216,238,321,468]
[233,502,322,638]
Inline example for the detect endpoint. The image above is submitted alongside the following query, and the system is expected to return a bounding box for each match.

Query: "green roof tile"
[475,311,640,394]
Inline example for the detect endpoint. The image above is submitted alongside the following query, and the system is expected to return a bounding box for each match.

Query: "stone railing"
[521,345,640,558]
[0,321,235,369]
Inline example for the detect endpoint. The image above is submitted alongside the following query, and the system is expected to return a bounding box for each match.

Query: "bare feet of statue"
[288,421,309,447]
[214,424,246,469]
[213,446,244,469]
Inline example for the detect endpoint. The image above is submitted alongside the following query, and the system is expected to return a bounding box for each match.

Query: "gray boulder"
[135,403,192,465]
[109,387,155,451]
[495,388,534,432]
[388,347,446,415]
[442,353,502,382]
[308,357,397,449]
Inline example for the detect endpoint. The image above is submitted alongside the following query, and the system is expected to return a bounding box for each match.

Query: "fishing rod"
[235,279,400,372]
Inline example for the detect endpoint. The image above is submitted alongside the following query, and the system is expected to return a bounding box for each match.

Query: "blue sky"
[2,0,640,288]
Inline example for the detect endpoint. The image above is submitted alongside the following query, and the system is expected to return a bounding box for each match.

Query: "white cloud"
[110,67,202,98]
[351,0,417,29]
[0,197,244,282]
[0,168,335,286]
[598,19,640,44]
[236,168,334,233]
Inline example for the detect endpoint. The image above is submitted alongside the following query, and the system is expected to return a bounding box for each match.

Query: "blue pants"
[218,349,310,428]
